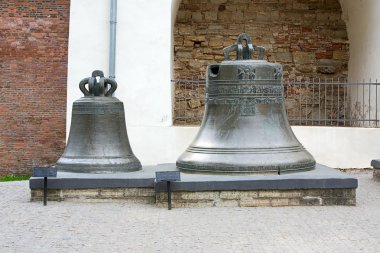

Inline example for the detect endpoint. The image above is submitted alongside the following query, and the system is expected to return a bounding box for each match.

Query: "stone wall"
[30,188,356,207]
[31,188,156,204]
[174,0,348,80]
[0,1,70,176]
[374,169,380,180]
[173,0,349,125]
[156,189,356,207]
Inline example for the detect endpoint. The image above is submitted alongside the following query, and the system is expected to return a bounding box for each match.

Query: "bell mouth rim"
[56,157,142,173]
[176,164,315,175]
[56,163,142,174]
[186,145,308,154]
[176,160,316,174]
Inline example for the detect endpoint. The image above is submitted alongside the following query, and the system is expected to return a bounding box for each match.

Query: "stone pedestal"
[371,160,380,180]
[155,188,356,208]
[30,164,357,207]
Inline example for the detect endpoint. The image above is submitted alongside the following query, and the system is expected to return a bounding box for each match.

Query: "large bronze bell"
[177,34,316,174]
[56,70,141,173]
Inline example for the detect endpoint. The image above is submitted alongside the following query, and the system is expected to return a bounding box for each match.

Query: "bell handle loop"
[248,44,254,58]
[88,77,96,95]
[104,78,117,97]
[237,44,243,60]
[223,33,266,60]
[223,44,266,60]
[79,77,91,96]
[97,76,106,96]
[223,44,237,61]
[223,44,255,60]
[255,46,266,60]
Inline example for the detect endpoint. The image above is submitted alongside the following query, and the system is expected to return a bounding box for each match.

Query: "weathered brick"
[271,198,289,206]
[214,200,239,207]
[333,50,349,61]
[271,52,293,63]
[204,12,218,21]
[173,0,348,124]
[374,168,380,180]
[240,198,271,207]
[220,191,258,199]
[99,188,125,198]
[295,64,314,73]
[258,190,302,198]
[31,189,61,200]
[162,201,215,208]
[209,0,228,4]
[179,191,220,200]
[177,11,192,23]
[323,197,355,206]
[288,198,301,206]
[62,189,100,198]
[124,188,155,197]
[293,52,316,64]
[208,37,224,47]
[0,0,70,176]
[301,196,322,206]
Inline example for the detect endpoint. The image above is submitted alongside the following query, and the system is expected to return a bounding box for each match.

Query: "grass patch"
[0,175,30,182]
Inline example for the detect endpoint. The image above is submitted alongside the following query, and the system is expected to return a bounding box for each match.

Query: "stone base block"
[31,188,155,204]
[374,169,380,180]
[155,188,356,208]
[371,160,380,180]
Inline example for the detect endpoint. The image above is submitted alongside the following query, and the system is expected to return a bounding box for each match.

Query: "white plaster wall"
[340,0,380,81]
[67,0,380,169]
[67,0,173,135]
[291,126,380,168]
[127,126,196,166]
[339,0,380,126]
[67,0,110,134]
[128,126,380,169]
[117,0,172,127]
[171,0,181,80]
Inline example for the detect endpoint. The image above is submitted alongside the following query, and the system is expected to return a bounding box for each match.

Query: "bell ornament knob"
[223,33,266,61]
[79,70,117,97]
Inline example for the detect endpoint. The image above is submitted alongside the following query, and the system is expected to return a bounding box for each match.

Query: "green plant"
[0,175,30,182]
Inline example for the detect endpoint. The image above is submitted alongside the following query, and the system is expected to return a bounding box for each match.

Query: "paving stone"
[0,173,379,252]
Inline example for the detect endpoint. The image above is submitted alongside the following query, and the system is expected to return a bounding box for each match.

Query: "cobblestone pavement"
[0,172,379,253]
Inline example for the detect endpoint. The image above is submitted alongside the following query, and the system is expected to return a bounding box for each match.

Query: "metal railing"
[173,78,380,127]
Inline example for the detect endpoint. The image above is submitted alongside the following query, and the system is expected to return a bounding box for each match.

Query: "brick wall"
[0,1,70,176]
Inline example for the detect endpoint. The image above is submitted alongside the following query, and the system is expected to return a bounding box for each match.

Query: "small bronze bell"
[56,70,141,173]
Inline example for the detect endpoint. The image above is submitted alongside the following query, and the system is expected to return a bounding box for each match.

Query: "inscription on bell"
[207,85,283,95]
[207,97,284,116]
[207,83,284,117]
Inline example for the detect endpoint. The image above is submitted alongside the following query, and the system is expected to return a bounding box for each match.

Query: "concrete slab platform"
[30,163,357,191]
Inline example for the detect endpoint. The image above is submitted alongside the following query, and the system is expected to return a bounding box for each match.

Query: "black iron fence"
[173,78,380,127]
